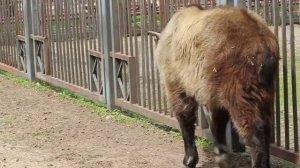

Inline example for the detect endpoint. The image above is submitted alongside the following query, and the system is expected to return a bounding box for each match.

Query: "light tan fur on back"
[155,6,278,111]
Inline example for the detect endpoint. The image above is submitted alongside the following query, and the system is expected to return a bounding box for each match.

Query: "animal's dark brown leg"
[210,108,231,168]
[248,121,271,168]
[172,92,199,168]
[230,115,271,168]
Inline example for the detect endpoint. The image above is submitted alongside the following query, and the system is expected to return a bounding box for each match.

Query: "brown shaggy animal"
[155,5,279,168]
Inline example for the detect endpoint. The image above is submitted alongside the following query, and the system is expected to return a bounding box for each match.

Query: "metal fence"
[0,0,299,165]
[0,0,24,69]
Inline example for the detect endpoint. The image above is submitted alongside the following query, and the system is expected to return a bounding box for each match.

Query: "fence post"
[23,0,35,81]
[98,0,115,109]
[234,0,245,7]
[216,0,234,6]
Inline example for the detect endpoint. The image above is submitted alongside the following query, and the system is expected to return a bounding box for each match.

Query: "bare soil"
[0,76,296,168]
[0,76,215,168]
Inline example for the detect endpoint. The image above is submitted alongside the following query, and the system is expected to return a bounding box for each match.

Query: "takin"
[155,5,279,168]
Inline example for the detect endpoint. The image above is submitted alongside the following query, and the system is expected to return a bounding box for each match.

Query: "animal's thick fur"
[155,5,279,168]
[156,5,279,138]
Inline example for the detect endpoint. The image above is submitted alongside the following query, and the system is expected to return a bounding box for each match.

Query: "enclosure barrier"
[0,0,299,165]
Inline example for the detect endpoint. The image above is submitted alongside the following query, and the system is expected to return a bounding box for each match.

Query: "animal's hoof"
[183,154,199,168]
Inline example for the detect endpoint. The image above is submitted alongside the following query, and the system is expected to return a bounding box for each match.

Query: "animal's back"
[155,6,279,108]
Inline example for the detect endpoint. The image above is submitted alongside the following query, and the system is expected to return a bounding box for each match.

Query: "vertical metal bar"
[12,0,19,67]
[144,0,151,109]
[79,0,86,86]
[79,0,84,85]
[117,1,124,53]
[23,0,35,81]
[5,0,11,66]
[95,0,101,52]
[288,0,299,152]
[7,0,12,66]
[123,62,128,99]
[127,1,138,103]
[67,0,75,83]
[4,0,8,65]
[159,0,166,30]
[64,0,71,83]
[272,0,281,147]
[37,1,41,35]
[255,0,259,13]
[264,0,269,23]
[163,92,168,115]
[81,0,88,88]
[96,1,103,96]
[3,0,7,65]
[151,0,157,111]
[53,0,59,78]
[15,0,20,36]
[170,0,174,15]
[128,57,138,104]
[132,0,141,105]
[4,0,10,65]
[92,0,97,51]
[273,0,279,37]
[123,0,129,54]
[100,0,116,109]
[165,0,170,22]
[41,1,46,36]
[70,0,80,85]
[1,0,5,63]
[11,0,16,67]
[3,0,9,65]
[49,0,57,78]
[73,0,80,84]
[8,0,12,65]
[54,0,62,79]
[0,1,5,63]
[141,0,147,107]
[234,0,245,7]
[281,0,290,150]
[177,0,180,10]
[88,0,93,52]
[127,0,133,56]
[0,0,2,63]
[84,1,91,89]
[155,0,162,112]
[87,0,93,51]
[45,0,52,76]
[156,70,162,113]
[60,1,68,82]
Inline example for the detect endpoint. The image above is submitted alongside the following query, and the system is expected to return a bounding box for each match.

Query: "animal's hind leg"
[210,108,232,168]
[229,113,271,168]
[171,92,199,168]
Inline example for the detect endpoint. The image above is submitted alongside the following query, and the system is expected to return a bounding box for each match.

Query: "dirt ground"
[0,76,216,168]
[0,76,297,168]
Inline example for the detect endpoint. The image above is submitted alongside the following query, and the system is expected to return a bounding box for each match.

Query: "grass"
[0,70,213,152]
